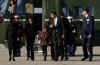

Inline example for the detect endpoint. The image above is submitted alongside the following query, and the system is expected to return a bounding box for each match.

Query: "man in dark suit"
[47,11,64,61]
[80,9,94,61]
[25,16,35,61]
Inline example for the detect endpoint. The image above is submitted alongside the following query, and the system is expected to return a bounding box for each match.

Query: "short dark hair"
[26,15,33,19]
[60,12,64,16]
[50,11,57,15]
[82,8,89,13]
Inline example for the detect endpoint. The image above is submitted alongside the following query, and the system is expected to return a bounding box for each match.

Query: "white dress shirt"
[85,14,89,24]
[54,17,58,27]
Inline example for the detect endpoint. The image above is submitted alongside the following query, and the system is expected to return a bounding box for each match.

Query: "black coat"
[6,23,18,40]
[6,23,18,48]
[25,23,35,42]
[47,17,64,45]
[47,17,64,35]
[61,18,72,43]
[17,23,24,38]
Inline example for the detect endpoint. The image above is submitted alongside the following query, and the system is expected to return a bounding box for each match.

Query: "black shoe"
[70,54,75,57]
[9,58,12,61]
[65,57,68,61]
[51,57,55,60]
[44,56,47,61]
[81,57,88,61]
[54,59,58,61]
[31,58,34,61]
[61,57,64,61]
[44,58,47,61]
[89,58,93,62]
[54,57,58,61]
[27,57,29,61]
[13,58,15,61]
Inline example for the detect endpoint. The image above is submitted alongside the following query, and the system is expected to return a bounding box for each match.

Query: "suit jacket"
[47,17,64,35]
[81,16,94,38]
[46,16,64,44]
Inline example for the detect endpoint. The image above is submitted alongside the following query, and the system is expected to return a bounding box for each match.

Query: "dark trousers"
[26,40,34,60]
[64,44,68,59]
[8,40,15,59]
[14,41,21,57]
[52,32,63,60]
[42,45,47,60]
[57,44,64,60]
[70,43,76,56]
[68,38,76,56]
[82,38,93,58]
[51,45,64,60]
[42,45,47,56]
[51,43,55,60]
[8,48,15,58]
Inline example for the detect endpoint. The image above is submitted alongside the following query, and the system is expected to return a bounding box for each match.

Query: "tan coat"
[39,31,49,46]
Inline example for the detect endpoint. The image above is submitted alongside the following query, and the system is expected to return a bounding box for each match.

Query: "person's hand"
[88,34,92,38]
[80,35,83,40]
[4,40,8,43]
[50,24,54,28]
[61,34,64,38]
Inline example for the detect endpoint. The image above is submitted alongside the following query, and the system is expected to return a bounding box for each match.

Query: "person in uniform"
[80,9,94,61]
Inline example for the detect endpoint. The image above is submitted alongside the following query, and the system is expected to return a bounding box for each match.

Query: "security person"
[15,15,24,57]
[25,16,35,61]
[80,9,94,61]
[11,15,19,57]
[67,16,77,56]
[60,14,70,60]
[6,16,18,61]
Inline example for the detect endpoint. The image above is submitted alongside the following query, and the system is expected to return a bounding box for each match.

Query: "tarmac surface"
[0,44,100,65]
